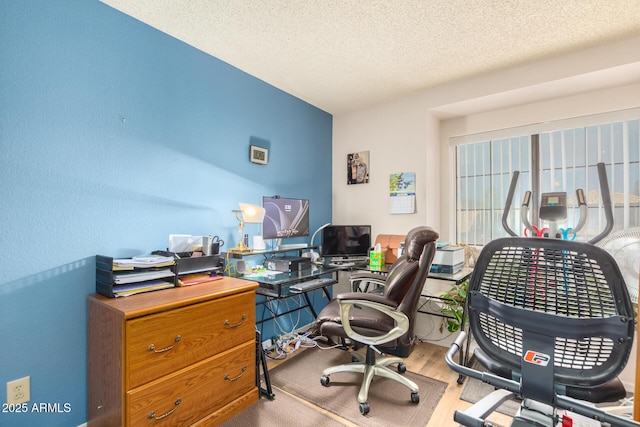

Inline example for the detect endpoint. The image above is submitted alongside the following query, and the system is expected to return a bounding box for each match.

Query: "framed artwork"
[347,150,369,185]
[250,145,269,165]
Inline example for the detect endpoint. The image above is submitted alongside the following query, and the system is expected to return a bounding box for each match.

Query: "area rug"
[459,359,520,417]
[220,387,346,427]
[268,347,448,427]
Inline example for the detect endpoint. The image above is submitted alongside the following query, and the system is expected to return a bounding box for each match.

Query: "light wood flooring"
[266,340,512,426]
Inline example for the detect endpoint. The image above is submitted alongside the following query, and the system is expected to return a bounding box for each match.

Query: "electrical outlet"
[6,376,30,405]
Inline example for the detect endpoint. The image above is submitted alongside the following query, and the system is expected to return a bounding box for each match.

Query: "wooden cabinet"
[88,277,258,426]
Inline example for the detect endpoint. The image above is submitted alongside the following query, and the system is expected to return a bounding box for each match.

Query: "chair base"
[321,346,419,413]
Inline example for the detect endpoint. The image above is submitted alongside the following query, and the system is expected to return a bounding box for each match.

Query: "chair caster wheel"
[397,362,407,373]
[320,376,330,386]
[411,392,420,403]
[359,402,370,415]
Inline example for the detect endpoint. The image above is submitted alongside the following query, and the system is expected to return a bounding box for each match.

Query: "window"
[455,115,640,246]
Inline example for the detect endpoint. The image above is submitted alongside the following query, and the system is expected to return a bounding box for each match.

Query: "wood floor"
[404,341,512,427]
[266,340,512,426]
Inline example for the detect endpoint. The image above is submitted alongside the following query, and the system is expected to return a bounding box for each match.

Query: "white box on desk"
[433,246,464,266]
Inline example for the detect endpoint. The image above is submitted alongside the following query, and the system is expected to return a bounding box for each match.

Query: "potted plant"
[439,280,468,333]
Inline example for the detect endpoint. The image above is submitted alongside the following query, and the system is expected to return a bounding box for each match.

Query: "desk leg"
[456,316,474,384]
[457,334,475,384]
[256,331,275,400]
[300,283,335,317]
[301,292,318,318]
[320,284,333,301]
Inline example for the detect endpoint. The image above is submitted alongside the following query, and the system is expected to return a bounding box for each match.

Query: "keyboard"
[329,261,355,267]
[329,257,368,264]
[289,277,336,293]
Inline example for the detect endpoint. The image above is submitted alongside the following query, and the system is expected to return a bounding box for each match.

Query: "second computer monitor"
[320,225,371,260]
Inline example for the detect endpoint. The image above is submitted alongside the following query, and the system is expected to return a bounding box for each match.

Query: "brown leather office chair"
[315,226,439,415]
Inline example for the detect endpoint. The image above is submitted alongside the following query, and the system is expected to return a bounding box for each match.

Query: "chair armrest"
[349,272,388,281]
[348,273,387,292]
[336,292,398,309]
[337,296,407,346]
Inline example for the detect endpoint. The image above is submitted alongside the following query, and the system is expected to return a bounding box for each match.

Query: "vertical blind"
[455,114,639,246]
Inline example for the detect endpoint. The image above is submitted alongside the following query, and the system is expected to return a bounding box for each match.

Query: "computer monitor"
[320,225,371,259]
[262,196,310,240]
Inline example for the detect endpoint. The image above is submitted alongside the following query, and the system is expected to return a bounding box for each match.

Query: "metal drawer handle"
[148,335,181,353]
[224,365,247,382]
[148,398,181,420]
[224,314,247,328]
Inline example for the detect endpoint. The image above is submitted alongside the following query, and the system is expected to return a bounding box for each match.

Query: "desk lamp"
[228,203,266,254]
[304,222,330,262]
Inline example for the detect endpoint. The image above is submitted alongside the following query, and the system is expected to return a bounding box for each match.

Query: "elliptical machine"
[446,162,638,427]
[501,162,614,244]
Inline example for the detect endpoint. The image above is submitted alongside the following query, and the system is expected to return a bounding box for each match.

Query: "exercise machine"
[446,236,636,427]
[501,162,613,243]
[446,162,638,427]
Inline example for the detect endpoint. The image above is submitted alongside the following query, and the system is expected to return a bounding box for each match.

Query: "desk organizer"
[96,255,177,298]
[152,250,221,275]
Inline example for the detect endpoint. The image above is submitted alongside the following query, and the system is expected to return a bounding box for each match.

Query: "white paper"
[169,234,204,253]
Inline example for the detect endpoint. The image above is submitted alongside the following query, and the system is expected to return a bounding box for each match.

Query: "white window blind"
[455,111,640,245]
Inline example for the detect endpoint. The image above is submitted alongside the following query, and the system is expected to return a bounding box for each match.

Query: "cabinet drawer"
[126,291,255,389]
[127,340,255,427]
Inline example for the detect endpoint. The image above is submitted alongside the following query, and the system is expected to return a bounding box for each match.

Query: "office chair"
[315,226,439,415]
[349,270,387,294]
[446,237,637,427]
[346,256,398,305]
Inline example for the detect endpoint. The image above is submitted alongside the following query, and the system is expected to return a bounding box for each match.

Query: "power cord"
[262,291,333,359]
[264,330,320,360]
[224,252,235,276]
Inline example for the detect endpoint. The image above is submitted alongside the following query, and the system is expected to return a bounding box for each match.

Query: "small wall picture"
[347,151,369,185]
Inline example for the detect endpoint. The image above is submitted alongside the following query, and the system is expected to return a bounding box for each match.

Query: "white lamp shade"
[239,203,266,223]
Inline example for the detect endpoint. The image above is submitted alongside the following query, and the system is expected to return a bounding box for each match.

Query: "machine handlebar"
[502,162,613,242]
[588,162,614,244]
[501,171,520,237]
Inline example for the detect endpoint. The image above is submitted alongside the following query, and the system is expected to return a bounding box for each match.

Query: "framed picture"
[250,145,269,165]
[347,150,369,185]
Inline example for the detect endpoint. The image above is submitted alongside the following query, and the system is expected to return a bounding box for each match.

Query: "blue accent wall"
[0,1,332,425]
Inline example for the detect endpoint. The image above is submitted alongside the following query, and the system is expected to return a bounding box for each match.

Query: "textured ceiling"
[100,0,640,114]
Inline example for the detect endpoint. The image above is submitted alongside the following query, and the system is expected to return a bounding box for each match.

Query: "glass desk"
[427,267,473,285]
[240,264,342,320]
[239,263,342,401]
[349,264,472,289]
